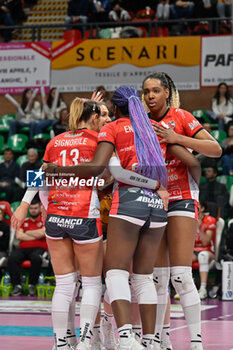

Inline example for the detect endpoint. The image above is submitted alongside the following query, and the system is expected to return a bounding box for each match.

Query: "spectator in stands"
[216,0,232,18]
[18,148,42,187]
[193,201,217,299]
[50,108,68,138]
[35,87,67,135]
[203,122,212,133]
[91,0,112,22]
[0,0,14,42]
[109,1,131,21]
[194,0,218,18]
[199,166,229,218]
[8,198,47,296]
[0,208,10,262]
[222,123,233,150]
[65,0,93,35]
[170,0,195,19]
[156,0,170,20]
[221,124,233,175]
[211,82,233,131]
[0,201,12,227]
[0,148,20,203]
[9,88,42,139]
[10,0,26,24]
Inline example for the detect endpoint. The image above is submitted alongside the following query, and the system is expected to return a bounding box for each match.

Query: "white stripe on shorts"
[45,233,103,244]
[167,210,196,219]
[110,214,167,228]
[73,235,103,245]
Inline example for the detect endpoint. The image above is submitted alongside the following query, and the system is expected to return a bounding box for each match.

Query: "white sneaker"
[92,338,102,350]
[70,345,77,350]
[76,342,91,350]
[190,344,204,350]
[52,345,71,350]
[160,339,173,349]
[198,287,207,300]
[153,342,161,350]
[100,318,117,350]
[117,336,144,350]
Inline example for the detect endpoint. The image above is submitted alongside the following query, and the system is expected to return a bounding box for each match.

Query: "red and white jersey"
[0,201,12,226]
[194,215,216,253]
[19,215,47,250]
[44,129,100,218]
[155,108,203,202]
[98,117,167,187]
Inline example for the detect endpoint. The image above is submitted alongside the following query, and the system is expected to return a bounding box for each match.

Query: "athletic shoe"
[152,342,161,350]
[69,345,77,350]
[28,284,36,296]
[92,339,102,350]
[190,344,204,350]
[208,285,220,299]
[11,284,23,296]
[76,342,91,350]
[52,345,71,350]
[118,337,144,350]
[198,287,207,300]
[173,293,180,300]
[160,339,173,349]
[100,318,117,350]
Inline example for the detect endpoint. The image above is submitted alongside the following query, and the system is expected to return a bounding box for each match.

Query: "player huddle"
[12,72,222,350]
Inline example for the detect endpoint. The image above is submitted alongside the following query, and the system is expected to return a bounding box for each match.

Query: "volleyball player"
[12,99,166,350]
[142,72,222,350]
[45,85,206,350]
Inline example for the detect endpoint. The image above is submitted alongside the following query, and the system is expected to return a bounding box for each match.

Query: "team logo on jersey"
[188,120,200,130]
[26,169,44,188]
[167,121,176,129]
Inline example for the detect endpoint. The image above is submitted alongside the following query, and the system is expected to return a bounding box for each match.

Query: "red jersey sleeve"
[179,109,203,138]
[98,123,116,146]
[205,216,217,232]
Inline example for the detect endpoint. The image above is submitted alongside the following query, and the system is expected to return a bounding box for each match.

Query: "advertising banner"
[201,35,233,87]
[0,42,51,94]
[51,37,201,91]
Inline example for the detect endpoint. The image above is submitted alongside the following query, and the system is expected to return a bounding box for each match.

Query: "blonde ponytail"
[69,98,84,133]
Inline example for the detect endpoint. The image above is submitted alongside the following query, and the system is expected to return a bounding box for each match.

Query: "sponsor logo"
[135,196,163,208]
[98,132,106,137]
[128,187,141,193]
[27,169,44,187]
[167,120,176,129]
[48,216,83,228]
[188,120,200,130]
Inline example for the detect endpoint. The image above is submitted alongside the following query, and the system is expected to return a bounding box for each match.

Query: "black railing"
[0,17,232,42]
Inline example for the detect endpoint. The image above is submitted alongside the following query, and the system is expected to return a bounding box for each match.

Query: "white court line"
[170,320,209,332]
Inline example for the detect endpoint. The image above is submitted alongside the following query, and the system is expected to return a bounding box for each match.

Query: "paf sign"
[201,35,233,87]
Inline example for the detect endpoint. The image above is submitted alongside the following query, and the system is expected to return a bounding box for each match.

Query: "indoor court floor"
[1,297,233,350]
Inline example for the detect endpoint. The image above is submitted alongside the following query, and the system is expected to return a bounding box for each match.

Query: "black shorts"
[109,187,167,228]
[45,214,103,244]
[168,199,198,220]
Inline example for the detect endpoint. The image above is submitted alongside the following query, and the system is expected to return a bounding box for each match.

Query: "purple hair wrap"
[112,86,167,187]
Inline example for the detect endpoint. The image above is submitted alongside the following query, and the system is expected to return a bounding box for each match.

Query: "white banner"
[0,42,51,94]
[201,35,233,87]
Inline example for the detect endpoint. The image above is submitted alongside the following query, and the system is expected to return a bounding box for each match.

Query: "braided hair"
[112,86,167,187]
[142,72,180,109]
